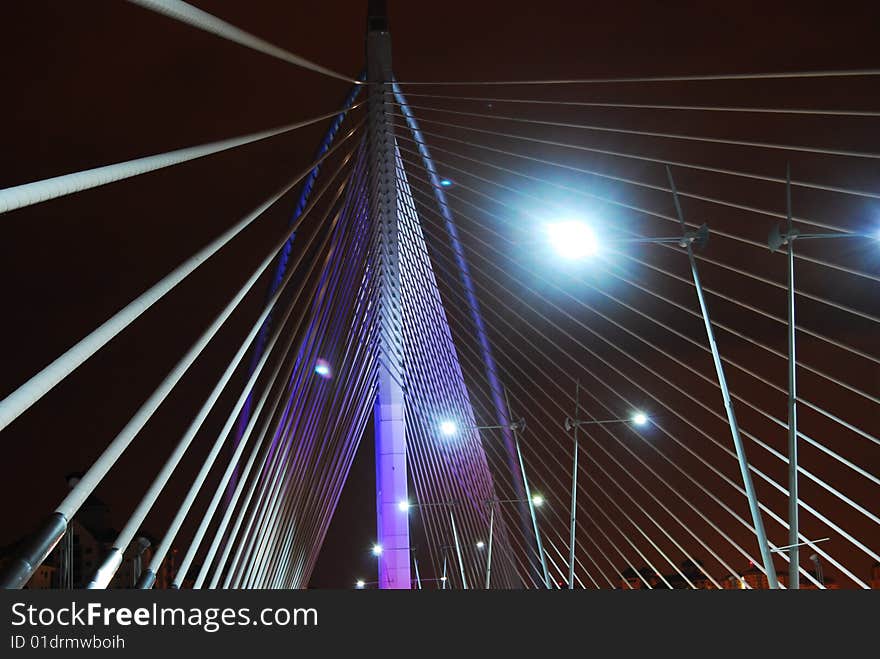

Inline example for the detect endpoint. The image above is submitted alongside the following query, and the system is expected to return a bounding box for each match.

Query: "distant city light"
[398,500,410,512]
[547,221,599,260]
[532,494,544,507]
[314,359,332,378]
[476,541,485,550]
[440,420,458,437]
[439,178,454,187]
[631,411,649,427]
[355,579,365,589]
[372,544,383,557]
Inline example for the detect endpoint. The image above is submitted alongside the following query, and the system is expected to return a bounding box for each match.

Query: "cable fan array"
[0,0,876,591]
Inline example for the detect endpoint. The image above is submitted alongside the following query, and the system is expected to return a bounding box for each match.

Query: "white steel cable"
[394,102,880,160]
[409,194,856,585]
[0,124,360,434]
[126,0,357,83]
[395,91,880,118]
[392,69,880,86]
[85,145,359,587]
[0,105,362,215]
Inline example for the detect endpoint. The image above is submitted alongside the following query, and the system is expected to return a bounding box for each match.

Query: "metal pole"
[568,380,579,589]
[368,0,410,590]
[485,502,495,589]
[450,508,468,590]
[505,389,550,588]
[810,553,824,587]
[413,551,422,590]
[785,163,800,589]
[666,165,779,589]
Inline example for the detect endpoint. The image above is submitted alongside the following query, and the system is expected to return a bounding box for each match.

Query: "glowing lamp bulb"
[440,420,458,437]
[439,178,453,187]
[631,411,649,427]
[476,541,485,550]
[547,221,599,260]
[372,544,383,557]
[532,495,544,507]
[314,359,332,378]
[355,580,365,589]
[398,500,410,512]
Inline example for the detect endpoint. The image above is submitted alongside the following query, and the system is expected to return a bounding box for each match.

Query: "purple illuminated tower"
[368,1,411,589]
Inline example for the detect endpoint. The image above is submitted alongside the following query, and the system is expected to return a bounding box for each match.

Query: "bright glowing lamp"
[398,500,410,512]
[314,359,332,378]
[440,420,458,437]
[476,541,485,550]
[439,178,453,187]
[631,411,649,427]
[532,494,544,507]
[355,579,365,589]
[372,544,383,557]
[547,221,598,260]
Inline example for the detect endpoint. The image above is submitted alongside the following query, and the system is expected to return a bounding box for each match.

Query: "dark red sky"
[1,1,878,589]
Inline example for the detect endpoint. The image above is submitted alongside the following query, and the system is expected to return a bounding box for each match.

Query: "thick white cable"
[126,0,356,83]
[0,125,359,435]
[0,106,360,216]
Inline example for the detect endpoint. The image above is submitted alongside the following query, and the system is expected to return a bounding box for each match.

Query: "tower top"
[368,0,389,33]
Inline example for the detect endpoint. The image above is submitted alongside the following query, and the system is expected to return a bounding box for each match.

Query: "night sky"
[1,1,878,589]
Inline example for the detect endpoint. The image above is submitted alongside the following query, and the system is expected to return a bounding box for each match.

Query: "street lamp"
[484,495,550,590]
[399,499,468,589]
[437,418,525,437]
[547,220,709,260]
[547,221,599,259]
[371,544,383,557]
[668,165,777,588]
[767,166,877,588]
[436,414,549,589]
[314,359,332,378]
[355,579,366,589]
[547,165,780,588]
[564,411,651,431]
[461,403,550,590]
[562,390,649,588]
[439,420,458,437]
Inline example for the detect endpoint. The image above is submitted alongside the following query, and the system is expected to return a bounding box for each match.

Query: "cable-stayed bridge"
[0,0,878,590]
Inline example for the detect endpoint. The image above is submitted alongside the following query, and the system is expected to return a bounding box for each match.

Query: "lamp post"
[768,164,876,588]
[569,380,579,591]
[483,494,547,589]
[399,499,467,589]
[563,401,650,590]
[485,502,495,589]
[665,165,779,588]
[437,413,550,589]
[546,166,779,588]
[412,547,422,590]
[502,391,552,590]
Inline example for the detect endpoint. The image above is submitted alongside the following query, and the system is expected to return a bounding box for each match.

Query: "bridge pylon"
[367,0,411,589]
